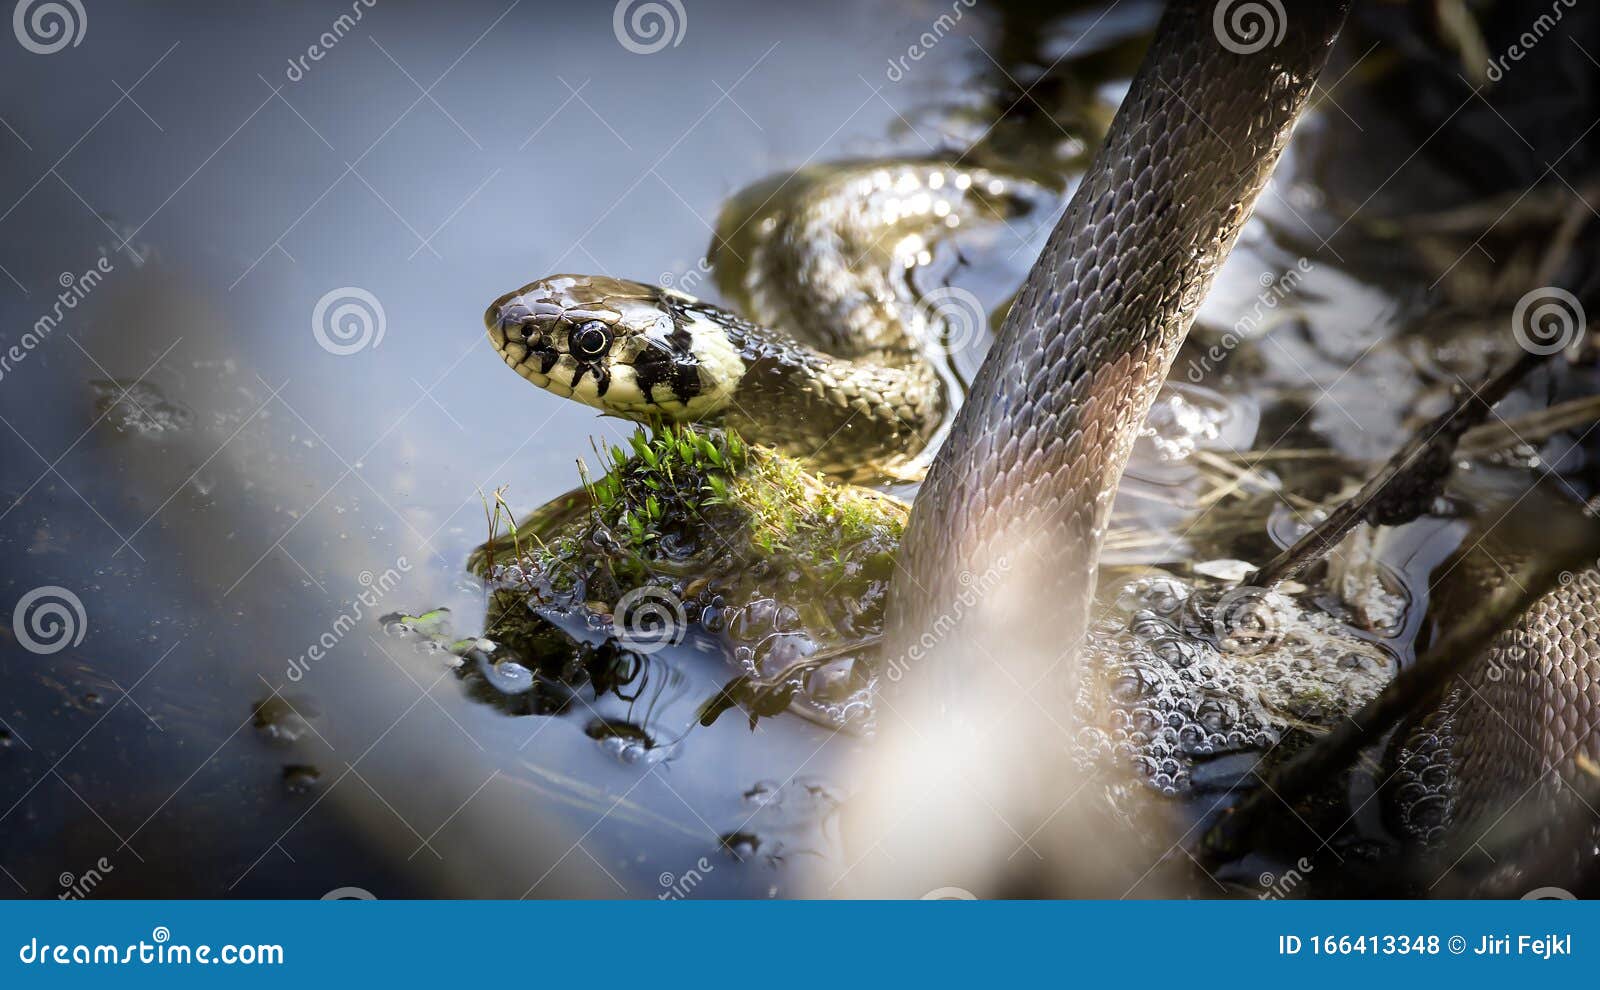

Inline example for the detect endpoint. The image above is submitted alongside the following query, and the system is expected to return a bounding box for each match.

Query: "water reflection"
[8,0,1044,898]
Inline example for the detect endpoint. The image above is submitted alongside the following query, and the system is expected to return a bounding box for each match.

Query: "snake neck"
[885,1,1352,703]
[715,323,945,482]
[709,160,1053,480]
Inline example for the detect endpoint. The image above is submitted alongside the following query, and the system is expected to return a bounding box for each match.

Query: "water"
[3,0,1026,898]
[2,1,1595,899]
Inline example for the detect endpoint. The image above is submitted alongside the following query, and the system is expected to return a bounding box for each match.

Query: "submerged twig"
[1458,393,1600,457]
[1201,500,1600,864]
[696,636,880,729]
[1246,349,1545,588]
[1251,179,1598,587]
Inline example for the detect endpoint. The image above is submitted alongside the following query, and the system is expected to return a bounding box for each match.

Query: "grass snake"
[484,0,1599,880]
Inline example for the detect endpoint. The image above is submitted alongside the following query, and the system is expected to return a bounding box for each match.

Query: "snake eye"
[569,320,613,363]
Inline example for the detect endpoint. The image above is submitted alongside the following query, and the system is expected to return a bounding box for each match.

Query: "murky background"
[2,0,1596,898]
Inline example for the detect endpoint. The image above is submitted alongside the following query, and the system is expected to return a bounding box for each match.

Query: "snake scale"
[486,163,1041,483]
[485,0,1599,877]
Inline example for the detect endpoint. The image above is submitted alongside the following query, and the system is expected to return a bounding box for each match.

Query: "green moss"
[727,441,903,588]
[472,423,905,662]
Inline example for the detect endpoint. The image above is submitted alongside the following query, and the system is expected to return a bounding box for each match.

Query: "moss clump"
[562,426,905,587]
[472,425,903,725]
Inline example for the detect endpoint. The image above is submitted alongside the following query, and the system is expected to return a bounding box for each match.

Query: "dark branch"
[1202,494,1600,864]
[1246,350,1546,588]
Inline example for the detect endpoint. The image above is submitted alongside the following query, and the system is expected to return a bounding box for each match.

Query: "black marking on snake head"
[633,295,705,405]
[570,362,611,396]
[632,342,702,405]
[532,340,560,375]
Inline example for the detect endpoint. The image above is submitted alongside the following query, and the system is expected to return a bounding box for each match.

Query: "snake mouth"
[484,299,528,358]
[484,297,573,397]
[484,300,510,349]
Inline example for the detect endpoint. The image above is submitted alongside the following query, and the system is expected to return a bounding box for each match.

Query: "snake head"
[486,274,745,421]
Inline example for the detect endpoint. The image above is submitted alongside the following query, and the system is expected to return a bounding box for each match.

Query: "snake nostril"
[487,303,533,346]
